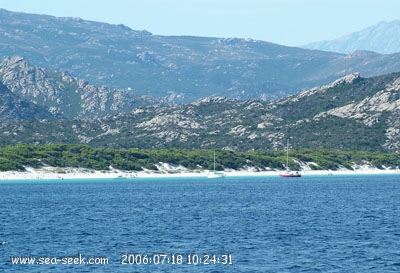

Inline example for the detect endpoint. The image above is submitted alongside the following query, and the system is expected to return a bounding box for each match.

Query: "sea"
[1,174,400,272]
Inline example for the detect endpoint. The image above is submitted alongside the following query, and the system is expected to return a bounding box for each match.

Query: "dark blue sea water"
[1,175,400,272]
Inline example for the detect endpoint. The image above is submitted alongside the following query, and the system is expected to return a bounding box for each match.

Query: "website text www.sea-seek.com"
[10,253,108,266]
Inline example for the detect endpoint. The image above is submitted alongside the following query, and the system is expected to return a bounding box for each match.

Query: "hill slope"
[0,72,399,152]
[0,80,56,121]
[2,9,400,103]
[0,56,157,119]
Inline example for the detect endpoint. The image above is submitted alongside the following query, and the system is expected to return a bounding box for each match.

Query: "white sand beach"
[0,164,399,181]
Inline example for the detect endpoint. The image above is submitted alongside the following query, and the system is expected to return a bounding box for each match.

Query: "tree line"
[0,144,399,172]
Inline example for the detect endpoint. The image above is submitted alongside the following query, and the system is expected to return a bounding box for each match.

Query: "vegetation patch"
[0,144,399,172]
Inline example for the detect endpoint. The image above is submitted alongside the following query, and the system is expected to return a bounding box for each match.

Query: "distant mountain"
[2,9,400,103]
[1,72,399,152]
[303,20,400,54]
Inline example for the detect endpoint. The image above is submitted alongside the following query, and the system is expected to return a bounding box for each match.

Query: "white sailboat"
[279,140,302,178]
[208,150,225,178]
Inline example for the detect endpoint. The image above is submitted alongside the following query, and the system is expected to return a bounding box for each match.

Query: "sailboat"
[208,150,225,178]
[279,140,302,178]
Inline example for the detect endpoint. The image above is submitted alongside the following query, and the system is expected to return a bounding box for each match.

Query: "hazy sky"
[1,0,399,46]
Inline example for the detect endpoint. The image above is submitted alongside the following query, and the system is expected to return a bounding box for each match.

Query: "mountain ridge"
[0,56,159,119]
[2,9,400,103]
[303,20,400,54]
[0,80,55,121]
[1,9,400,152]
[0,70,399,152]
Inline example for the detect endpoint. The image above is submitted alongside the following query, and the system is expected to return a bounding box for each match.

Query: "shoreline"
[0,166,399,181]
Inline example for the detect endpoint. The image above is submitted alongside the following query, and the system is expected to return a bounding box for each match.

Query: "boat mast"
[286,139,289,171]
[213,150,216,172]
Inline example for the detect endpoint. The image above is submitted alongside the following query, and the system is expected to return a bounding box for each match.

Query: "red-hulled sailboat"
[279,140,302,178]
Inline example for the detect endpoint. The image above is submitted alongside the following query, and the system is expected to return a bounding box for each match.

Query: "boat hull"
[279,172,302,178]
[208,171,225,178]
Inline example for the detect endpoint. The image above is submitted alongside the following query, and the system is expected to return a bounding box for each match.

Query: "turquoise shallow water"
[1,175,400,272]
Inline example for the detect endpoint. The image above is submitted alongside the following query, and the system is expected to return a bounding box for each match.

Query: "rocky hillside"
[0,56,156,119]
[2,9,400,103]
[303,20,400,54]
[0,72,399,152]
[0,81,54,121]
